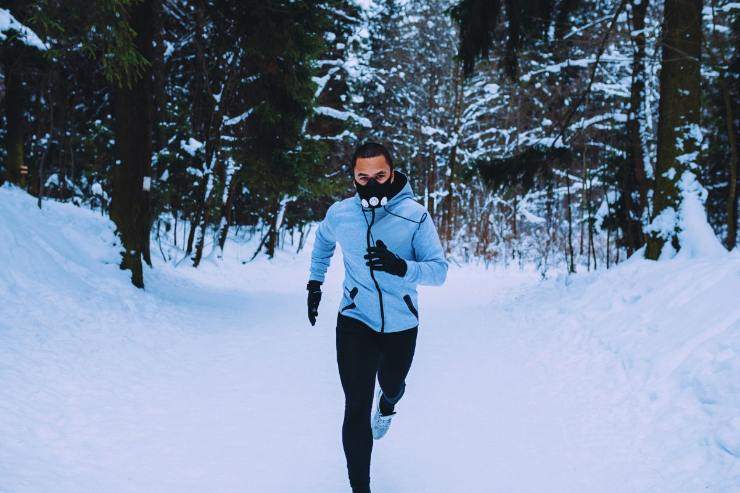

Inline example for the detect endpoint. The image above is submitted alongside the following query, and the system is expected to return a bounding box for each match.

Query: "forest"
[2,2,740,490]
[1,0,738,287]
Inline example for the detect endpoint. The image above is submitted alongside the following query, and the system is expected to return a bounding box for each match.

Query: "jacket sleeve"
[402,212,448,286]
[308,204,338,283]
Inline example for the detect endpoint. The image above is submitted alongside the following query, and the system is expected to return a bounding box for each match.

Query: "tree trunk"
[579,148,587,256]
[621,0,649,255]
[191,172,213,267]
[512,192,519,261]
[109,0,156,288]
[3,62,26,187]
[645,0,703,259]
[173,213,178,247]
[566,173,575,273]
[443,146,457,250]
[265,197,281,258]
[720,75,738,250]
[185,200,199,256]
[587,170,597,271]
[190,38,240,267]
[442,61,464,252]
[216,172,241,257]
[37,76,53,209]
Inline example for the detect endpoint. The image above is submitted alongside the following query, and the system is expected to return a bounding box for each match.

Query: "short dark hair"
[351,141,394,170]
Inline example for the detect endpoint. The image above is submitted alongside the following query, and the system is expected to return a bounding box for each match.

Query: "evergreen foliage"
[0,0,737,284]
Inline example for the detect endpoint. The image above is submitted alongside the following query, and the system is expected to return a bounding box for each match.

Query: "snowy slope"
[0,184,738,492]
[511,253,740,490]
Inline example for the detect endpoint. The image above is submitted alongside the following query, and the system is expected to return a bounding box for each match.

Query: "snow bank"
[538,247,740,489]
[540,172,740,491]
[0,184,124,306]
[0,185,343,492]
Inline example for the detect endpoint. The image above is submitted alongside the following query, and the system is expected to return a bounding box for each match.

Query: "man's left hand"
[364,239,407,277]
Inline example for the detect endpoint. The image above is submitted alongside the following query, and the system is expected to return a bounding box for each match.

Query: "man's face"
[354,155,394,185]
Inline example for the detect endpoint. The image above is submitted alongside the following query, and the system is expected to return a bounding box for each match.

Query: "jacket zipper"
[366,207,385,332]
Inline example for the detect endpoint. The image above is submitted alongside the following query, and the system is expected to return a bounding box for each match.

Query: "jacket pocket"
[403,294,418,319]
[341,286,359,312]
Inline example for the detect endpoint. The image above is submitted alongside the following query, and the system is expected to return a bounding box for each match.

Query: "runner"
[306,141,449,493]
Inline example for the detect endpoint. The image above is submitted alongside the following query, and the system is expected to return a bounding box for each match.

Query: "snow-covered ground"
[1,184,738,492]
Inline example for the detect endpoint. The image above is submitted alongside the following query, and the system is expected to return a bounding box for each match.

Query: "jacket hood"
[353,170,413,210]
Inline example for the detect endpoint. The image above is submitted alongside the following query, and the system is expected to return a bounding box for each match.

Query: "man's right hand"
[307,280,322,326]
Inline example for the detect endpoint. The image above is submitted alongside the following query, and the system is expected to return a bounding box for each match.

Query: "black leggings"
[335,313,418,492]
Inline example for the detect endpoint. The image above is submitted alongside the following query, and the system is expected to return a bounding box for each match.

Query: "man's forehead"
[355,155,391,174]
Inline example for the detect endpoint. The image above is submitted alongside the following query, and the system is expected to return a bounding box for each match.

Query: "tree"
[0,3,49,187]
[703,2,739,250]
[645,0,703,259]
[619,0,650,255]
[109,0,157,287]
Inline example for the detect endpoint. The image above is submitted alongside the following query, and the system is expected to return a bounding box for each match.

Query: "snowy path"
[1,260,647,492]
[369,269,661,493]
[1,187,738,492]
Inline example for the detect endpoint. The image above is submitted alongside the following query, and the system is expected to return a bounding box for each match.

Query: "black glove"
[307,280,322,326]
[364,239,407,277]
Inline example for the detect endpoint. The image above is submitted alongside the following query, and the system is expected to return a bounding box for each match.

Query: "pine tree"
[645,0,703,259]
[0,2,48,187]
[109,0,158,287]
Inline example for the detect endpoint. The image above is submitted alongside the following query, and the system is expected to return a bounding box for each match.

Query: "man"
[306,142,448,493]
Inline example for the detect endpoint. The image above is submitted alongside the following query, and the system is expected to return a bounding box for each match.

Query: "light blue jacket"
[308,171,448,333]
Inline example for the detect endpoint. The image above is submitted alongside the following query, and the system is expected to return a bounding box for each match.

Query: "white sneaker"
[371,389,396,440]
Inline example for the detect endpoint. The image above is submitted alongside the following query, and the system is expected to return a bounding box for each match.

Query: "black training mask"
[355,176,393,208]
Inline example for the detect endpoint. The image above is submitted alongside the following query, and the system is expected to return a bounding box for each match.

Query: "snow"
[180,137,204,156]
[675,172,727,259]
[163,40,174,59]
[0,8,48,50]
[645,205,677,240]
[314,106,372,128]
[222,109,253,127]
[312,67,340,98]
[353,0,376,9]
[484,83,499,94]
[572,112,628,131]
[645,171,727,260]
[1,185,738,492]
